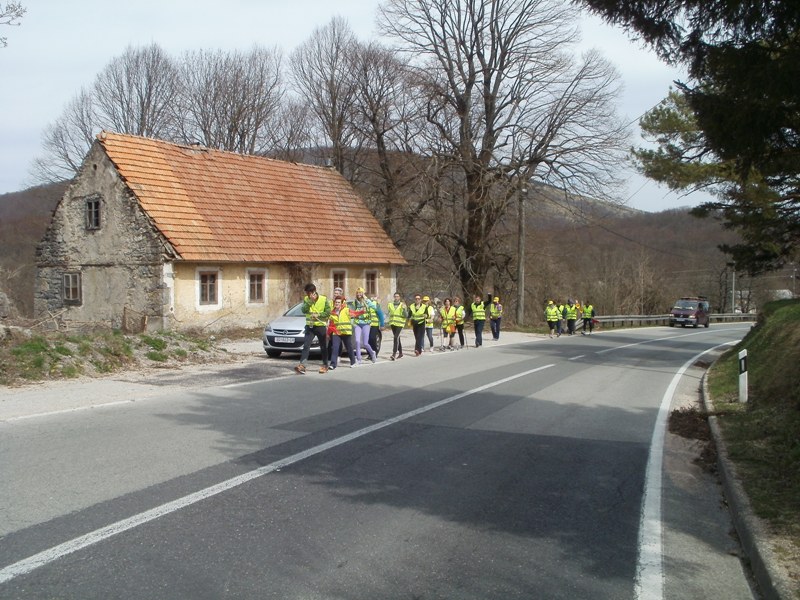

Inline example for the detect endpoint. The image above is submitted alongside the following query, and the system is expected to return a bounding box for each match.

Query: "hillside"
[0,181,69,317]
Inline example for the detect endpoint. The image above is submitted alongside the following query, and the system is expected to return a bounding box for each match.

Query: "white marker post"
[738,349,748,403]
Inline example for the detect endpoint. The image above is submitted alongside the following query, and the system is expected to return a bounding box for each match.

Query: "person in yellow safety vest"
[565,298,579,335]
[545,300,561,338]
[557,301,566,337]
[296,283,332,374]
[408,293,428,356]
[423,295,436,352]
[470,294,487,347]
[453,296,466,348]
[439,297,457,350]
[349,287,378,366]
[387,292,407,360]
[581,302,596,335]
[328,296,356,369]
[489,295,503,340]
[368,294,384,358]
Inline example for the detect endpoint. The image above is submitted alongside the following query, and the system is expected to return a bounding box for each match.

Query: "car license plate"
[274,337,295,343]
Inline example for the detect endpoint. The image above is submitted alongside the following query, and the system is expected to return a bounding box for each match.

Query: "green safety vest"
[566,304,578,319]
[583,305,594,318]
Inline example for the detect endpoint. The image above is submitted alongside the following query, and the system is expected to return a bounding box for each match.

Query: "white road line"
[0,363,554,585]
[634,341,738,600]
[2,400,136,423]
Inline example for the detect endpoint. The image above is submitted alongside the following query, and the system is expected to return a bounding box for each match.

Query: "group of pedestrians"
[544,298,596,338]
[389,293,503,358]
[293,283,504,374]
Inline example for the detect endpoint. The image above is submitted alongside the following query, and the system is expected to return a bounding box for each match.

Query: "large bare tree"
[289,16,360,175]
[176,46,284,154]
[31,44,180,182]
[378,0,630,298]
[94,44,180,139]
[348,41,427,247]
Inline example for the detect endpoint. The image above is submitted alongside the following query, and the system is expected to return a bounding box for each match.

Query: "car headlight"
[264,324,273,333]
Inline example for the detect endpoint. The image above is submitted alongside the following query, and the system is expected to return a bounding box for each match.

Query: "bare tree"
[0,1,25,47]
[378,0,630,299]
[349,41,427,245]
[30,88,97,183]
[31,44,180,182]
[176,46,284,154]
[94,44,180,140]
[265,98,314,163]
[289,16,360,175]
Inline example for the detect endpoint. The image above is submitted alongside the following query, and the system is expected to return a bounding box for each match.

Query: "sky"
[0,0,712,212]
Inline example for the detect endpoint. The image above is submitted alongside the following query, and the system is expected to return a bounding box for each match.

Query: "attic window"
[63,272,82,305]
[86,196,101,230]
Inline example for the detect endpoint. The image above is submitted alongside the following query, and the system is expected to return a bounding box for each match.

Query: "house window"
[365,271,377,297]
[86,197,101,230]
[199,272,218,305]
[332,270,346,295]
[248,270,266,304]
[63,272,82,305]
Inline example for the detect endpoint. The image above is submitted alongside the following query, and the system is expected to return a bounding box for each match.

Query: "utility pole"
[516,183,527,326]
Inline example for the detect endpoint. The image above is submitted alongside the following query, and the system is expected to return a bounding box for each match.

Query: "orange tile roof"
[97,132,407,265]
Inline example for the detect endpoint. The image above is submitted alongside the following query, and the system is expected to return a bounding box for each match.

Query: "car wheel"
[693,322,698,328]
[374,330,382,354]
[266,349,281,358]
[704,322,710,328]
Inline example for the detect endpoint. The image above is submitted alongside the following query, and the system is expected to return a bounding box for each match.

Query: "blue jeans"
[474,320,485,346]
[330,334,355,367]
[490,317,501,340]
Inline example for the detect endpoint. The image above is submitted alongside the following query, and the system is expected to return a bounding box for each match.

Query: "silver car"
[262,301,382,358]
[262,302,318,358]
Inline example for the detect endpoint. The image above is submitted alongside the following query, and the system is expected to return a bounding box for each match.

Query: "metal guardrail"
[595,313,757,328]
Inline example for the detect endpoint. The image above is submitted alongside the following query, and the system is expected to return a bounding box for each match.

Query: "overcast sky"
[0,0,711,212]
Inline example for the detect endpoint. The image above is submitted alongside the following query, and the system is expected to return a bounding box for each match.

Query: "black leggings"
[391,325,403,355]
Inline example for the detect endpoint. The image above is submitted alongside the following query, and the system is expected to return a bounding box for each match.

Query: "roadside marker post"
[738,349,748,403]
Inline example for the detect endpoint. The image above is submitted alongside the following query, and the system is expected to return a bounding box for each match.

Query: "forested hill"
[0,181,69,317]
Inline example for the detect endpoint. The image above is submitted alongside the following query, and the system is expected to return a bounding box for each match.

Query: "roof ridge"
[97,131,338,174]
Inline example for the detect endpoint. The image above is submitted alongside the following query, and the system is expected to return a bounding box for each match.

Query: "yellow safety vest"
[330,306,353,335]
[388,302,407,327]
[440,306,456,331]
[471,302,486,320]
[303,295,331,327]
[545,305,560,321]
[409,303,427,324]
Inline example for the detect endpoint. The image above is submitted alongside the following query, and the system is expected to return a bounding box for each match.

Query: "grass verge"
[706,299,800,592]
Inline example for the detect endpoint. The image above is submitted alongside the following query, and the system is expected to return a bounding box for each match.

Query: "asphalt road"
[0,325,757,599]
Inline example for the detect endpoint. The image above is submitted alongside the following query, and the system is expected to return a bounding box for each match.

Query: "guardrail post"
[738,349,748,403]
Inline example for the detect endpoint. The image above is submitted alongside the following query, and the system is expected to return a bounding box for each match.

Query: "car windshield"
[674,300,699,310]
[284,302,305,317]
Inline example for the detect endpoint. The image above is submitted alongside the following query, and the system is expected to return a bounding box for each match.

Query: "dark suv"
[669,297,710,328]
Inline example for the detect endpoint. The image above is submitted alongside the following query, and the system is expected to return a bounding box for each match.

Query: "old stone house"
[35,132,407,332]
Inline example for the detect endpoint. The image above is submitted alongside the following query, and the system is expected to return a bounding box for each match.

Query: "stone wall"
[34,142,171,332]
